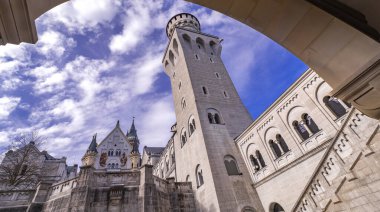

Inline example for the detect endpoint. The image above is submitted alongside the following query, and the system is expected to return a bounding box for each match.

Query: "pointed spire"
[127,117,137,139]
[116,120,120,128]
[87,133,98,153]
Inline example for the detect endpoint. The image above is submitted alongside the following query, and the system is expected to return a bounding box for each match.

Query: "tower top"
[166,13,201,39]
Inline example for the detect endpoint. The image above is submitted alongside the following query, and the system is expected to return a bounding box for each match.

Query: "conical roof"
[127,118,138,141]
[87,134,98,153]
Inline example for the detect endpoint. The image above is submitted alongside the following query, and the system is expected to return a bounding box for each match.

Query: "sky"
[0,0,307,164]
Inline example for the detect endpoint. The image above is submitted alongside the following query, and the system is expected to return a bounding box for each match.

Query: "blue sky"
[0,0,307,164]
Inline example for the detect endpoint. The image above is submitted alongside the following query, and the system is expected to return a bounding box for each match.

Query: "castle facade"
[1,13,379,212]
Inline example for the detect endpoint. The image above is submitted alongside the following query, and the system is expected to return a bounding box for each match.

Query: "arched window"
[270,202,285,212]
[293,121,310,140]
[276,134,289,153]
[224,155,240,175]
[196,37,205,50]
[215,72,220,79]
[182,34,191,49]
[250,155,260,171]
[181,97,186,109]
[209,40,217,54]
[195,165,204,188]
[181,129,187,147]
[206,108,223,124]
[256,151,266,168]
[302,114,319,134]
[323,96,346,118]
[173,38,179,54]
[189,117,196,136]
[171,153,175,165]
[169,50,176,65]
[107,163,111,168]
[111,163,115,169]
[115,163,119,168]
[269,140,282,158]
[242,206,256,212]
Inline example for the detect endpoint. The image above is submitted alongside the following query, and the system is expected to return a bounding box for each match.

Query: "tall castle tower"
[163,13,264,212]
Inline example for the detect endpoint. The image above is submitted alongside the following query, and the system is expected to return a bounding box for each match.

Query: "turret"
[81,134,98,167]
[127,118,140,170]
[166,13,200,39]
[127,118,139,145]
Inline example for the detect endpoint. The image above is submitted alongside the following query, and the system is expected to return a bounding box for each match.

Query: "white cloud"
[36,31,76,57]
[0,96,21,120]
[40,0,122,33]
[140,95,176,147]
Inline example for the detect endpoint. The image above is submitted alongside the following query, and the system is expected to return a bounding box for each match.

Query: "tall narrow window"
[208,113,213,123]
[303,114,319,134]
[323,96,346,118]
[250,155,260,171]
[182,34,191,49]
[178,81,182,90]
[173,38,179,54]
[181,129,187,147]
[223,91,228,98]
[293,121,310,140]
[171,153,175,164]
[224,155,240,175]
[256,150,266,168]
[210,40,217,54]
[269,140,282,158]
[215,72,220,79]
[196,37,205,50]
[195,54,199,60]
[276,134,289,153]
[189,117,196,135]
[195,165,204,188]
[202,86,208,94]
[181,98,186,109]
[214,113,221,124]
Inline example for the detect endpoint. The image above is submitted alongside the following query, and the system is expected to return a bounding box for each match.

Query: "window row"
[193,155,241,189]
[182,34,218,55]
[108,149,122,156]
[201,86,228,97]
[107,163,119,169]
[293,114,320,141]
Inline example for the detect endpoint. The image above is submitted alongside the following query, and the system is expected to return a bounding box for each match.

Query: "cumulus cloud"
[36,31,76,58]
[40,0,122,33]
[0,96,21,120]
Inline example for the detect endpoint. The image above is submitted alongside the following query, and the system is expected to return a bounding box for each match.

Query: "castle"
[1,13,379,212]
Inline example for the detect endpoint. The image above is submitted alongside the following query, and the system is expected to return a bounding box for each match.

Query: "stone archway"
[269,202,285,212]
[186,0,380,119]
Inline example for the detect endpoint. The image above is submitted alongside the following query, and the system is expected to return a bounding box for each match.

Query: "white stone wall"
[235,69,351,211]
[94,126,133,170]
[152,139,175,179]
